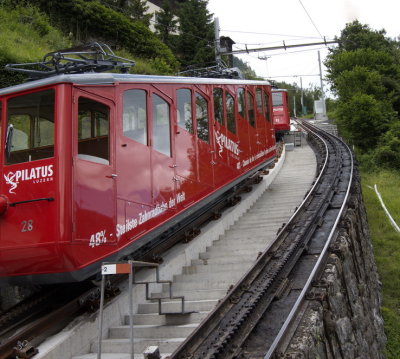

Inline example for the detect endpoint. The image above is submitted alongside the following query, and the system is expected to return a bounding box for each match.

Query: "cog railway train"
[272,88,291,137]
[0,72,277,286]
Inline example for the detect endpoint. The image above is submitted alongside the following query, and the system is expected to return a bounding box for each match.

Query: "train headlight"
[0,195,9,215]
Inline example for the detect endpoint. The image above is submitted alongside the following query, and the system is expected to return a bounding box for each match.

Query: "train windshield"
[5,89,55,165]
[272,92,283,107]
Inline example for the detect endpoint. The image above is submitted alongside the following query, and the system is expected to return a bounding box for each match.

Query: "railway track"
[169,120,353,358]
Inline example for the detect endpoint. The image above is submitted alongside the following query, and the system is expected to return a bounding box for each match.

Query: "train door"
[174,88,197,181]
[246,88,259,161]
[116,87,153,242]
[72,89,117,246]
[264,90,274,147]
[255,87,268,155]
[194,90,213,189]
[211,87,235,187]
[224,91,241,172]
[236,87,251,170]
[174,87,205,207]
[150,91,176,212]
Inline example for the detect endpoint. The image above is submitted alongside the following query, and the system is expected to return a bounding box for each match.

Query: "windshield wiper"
[5,124,14,160]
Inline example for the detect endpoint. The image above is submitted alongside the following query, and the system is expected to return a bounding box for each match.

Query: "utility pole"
[300,77,304,116]
[318,50,327,118]
[214,17,221,63]
[293,95,297,118]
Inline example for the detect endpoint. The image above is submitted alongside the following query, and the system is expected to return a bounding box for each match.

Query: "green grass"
[0,5,70,63]
[361,169,400,358]
[0,4,174,89]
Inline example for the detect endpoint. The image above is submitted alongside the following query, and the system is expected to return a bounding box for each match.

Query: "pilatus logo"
[4,165,54,194]
[4,172,18,194]
[214,131,240,157]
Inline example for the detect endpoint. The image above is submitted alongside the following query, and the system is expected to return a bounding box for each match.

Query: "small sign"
[101,263,131,275]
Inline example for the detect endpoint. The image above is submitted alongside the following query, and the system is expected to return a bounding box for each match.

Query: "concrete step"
[232,221,286,230]
[209,239,265,248]
[151,288,226,301]
[130,311,209,326]
[182,262,253,275]
[73,354,171,359]
[220,230,277,240]
[165,279,234,291]
[195,253,261,265]
[92,338,184,354]
[173,271,243,283]
[109,323,198,339]
[204,245,265,256]
[137,299,218,314]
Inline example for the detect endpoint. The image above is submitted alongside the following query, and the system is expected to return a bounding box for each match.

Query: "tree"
[101,0,152,26]
[127,0,152,27]
[21,0,178,70]
[154,1,178,50]
[232,56,260,80]
[176,0,214,69]
[325,21,400,159]
[373,122,400,169]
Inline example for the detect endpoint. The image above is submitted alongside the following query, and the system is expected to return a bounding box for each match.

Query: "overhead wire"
[298,0,324,40]
[220,29,323,39]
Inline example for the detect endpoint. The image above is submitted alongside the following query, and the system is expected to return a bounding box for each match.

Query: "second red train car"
[272,89,290,138]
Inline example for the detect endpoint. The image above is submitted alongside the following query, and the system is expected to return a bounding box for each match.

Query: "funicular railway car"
[272,89,290,138]
[0,57,276,286]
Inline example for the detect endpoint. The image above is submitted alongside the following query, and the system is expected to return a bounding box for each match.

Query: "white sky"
[207,0,400,96]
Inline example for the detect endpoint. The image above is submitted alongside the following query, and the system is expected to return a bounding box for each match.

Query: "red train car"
[0,73,276,286]
[272,89,290,137]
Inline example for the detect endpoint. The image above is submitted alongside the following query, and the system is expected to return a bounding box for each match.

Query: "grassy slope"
[0,5,71,87]
[0,5,70,62]
[361,169,400,358]
[0,4,176,89]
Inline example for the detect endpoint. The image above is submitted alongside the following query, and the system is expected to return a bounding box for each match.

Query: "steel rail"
[169,120,352,359]
[265,120,354,357]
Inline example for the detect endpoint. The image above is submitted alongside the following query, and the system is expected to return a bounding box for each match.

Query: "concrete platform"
[35,142,316,359]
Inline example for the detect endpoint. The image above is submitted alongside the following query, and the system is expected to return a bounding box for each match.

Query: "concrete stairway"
[71,144,316,359]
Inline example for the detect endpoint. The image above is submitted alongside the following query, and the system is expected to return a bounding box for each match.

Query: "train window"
[272,92,283,106]
[176,89,193,133]
[6,89,55,164]
[213,88,224,125]
[226,93,236,134]
[152,94,171,157]
[247,91,256,127]
[256,89,263,113]
[237,88,246,119]
[195,92,209,143]
[78,98,109,164]
[264,91,271,122]
[123,89,147,145]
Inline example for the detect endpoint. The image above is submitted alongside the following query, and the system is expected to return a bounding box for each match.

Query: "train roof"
[272,88,288,93]
[0,73,271,96]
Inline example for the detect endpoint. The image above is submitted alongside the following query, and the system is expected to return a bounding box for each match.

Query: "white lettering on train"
[215,131,240,156]
[4,165,54,194]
